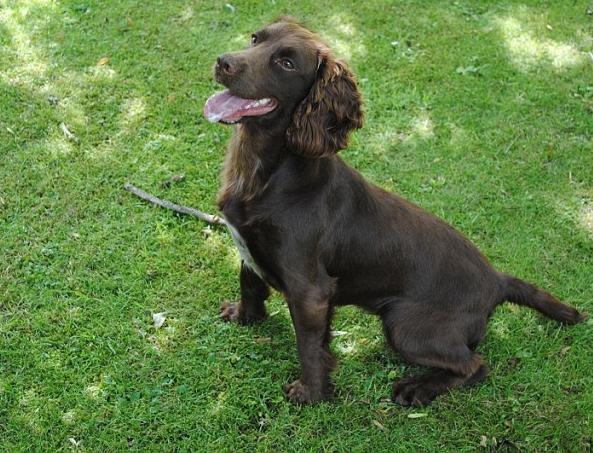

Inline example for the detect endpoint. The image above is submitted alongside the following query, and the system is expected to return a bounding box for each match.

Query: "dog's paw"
[220,300,241,322]
[219,301,266,325]
[283,379,328,405]
[392,377,437,407]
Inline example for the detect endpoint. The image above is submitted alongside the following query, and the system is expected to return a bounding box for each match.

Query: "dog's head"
[204,18,363,157]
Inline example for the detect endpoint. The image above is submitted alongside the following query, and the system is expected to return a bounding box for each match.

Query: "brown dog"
[204,18,585,406]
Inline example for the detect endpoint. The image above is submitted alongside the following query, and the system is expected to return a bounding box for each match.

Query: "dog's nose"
[216,54,237,75]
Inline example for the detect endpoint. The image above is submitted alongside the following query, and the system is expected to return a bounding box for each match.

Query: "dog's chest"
[223,216,265,279]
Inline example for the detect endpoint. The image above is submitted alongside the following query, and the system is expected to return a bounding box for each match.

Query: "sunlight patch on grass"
[155,221,176,245]
[19,0,53,6]
[84,374,114,401]
[147,324,177,352]
[209,391,227,416]
[579,204,593,237]
[336,339,358,355]
[0,7,50,87]
[231,33,249,46]
[61,410,76,425]
[382,129,407,145]
[44,137,75,158]
[555,196,593,241]
[84,384,102,400]
[120,97,147,132]
[402,110,435,143]
[322,13,366,61]
[411,110,434,140]
[177,6,194,23]
[2,3,119,117]
[59,96,88,129]
[88,65,117,81]
[367,110,435,155]
[204,229,238,270]
[448,123,468,146]
[19,388,38,407]
[86,142,115,160]
[141,134,176,153]
[18,388,44,434]
[0,3,113,144]
[577,30,593,49]
[494,15,584,71]
[490,318,510,340]
[39,350,64,371]
[331,17,355,37]
[230,13,366,61]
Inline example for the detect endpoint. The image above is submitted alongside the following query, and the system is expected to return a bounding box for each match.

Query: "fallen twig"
[60,122,79,143]
[124,183,227,226]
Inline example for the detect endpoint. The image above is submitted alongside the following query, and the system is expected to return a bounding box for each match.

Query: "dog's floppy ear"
[286,53,363,158]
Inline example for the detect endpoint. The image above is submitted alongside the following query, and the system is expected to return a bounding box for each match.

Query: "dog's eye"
[251,34,257,45]
[278,58,295,70]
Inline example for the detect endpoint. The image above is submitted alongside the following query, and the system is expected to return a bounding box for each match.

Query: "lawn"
[1,0,592,450]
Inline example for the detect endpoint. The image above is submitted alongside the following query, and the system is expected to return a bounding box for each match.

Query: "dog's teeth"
[244,98,272,110]
[246,98,271,109]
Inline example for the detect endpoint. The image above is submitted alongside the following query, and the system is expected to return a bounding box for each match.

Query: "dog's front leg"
[220,262,269,325]
[284,293,335,404]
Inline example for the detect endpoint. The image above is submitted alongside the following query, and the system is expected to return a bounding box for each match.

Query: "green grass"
[1,0,592,450]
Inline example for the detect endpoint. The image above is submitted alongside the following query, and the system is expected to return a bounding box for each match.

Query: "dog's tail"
[500,274,586,325]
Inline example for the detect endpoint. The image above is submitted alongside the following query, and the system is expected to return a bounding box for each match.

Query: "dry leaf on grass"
[152,312,167,328]
[407,412,428,419]
[331,330,349,337]
[372,419,386,431]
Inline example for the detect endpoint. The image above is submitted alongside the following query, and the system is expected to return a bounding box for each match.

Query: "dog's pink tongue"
[204,90,276,123]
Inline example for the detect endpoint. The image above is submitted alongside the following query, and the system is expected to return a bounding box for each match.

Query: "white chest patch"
[224,216,265,279]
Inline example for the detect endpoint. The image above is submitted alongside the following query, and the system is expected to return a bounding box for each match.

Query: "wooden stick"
[60,122,79,143]
[124,183,227,226]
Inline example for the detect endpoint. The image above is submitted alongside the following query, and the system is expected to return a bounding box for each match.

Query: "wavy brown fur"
[286,57,364,157]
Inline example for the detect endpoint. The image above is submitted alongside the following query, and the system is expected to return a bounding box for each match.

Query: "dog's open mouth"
[204,90,278,124]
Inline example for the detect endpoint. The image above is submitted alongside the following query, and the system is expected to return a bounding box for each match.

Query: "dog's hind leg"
[381,302,489,406]
[220,262,270,325]
[390,354,488,407]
